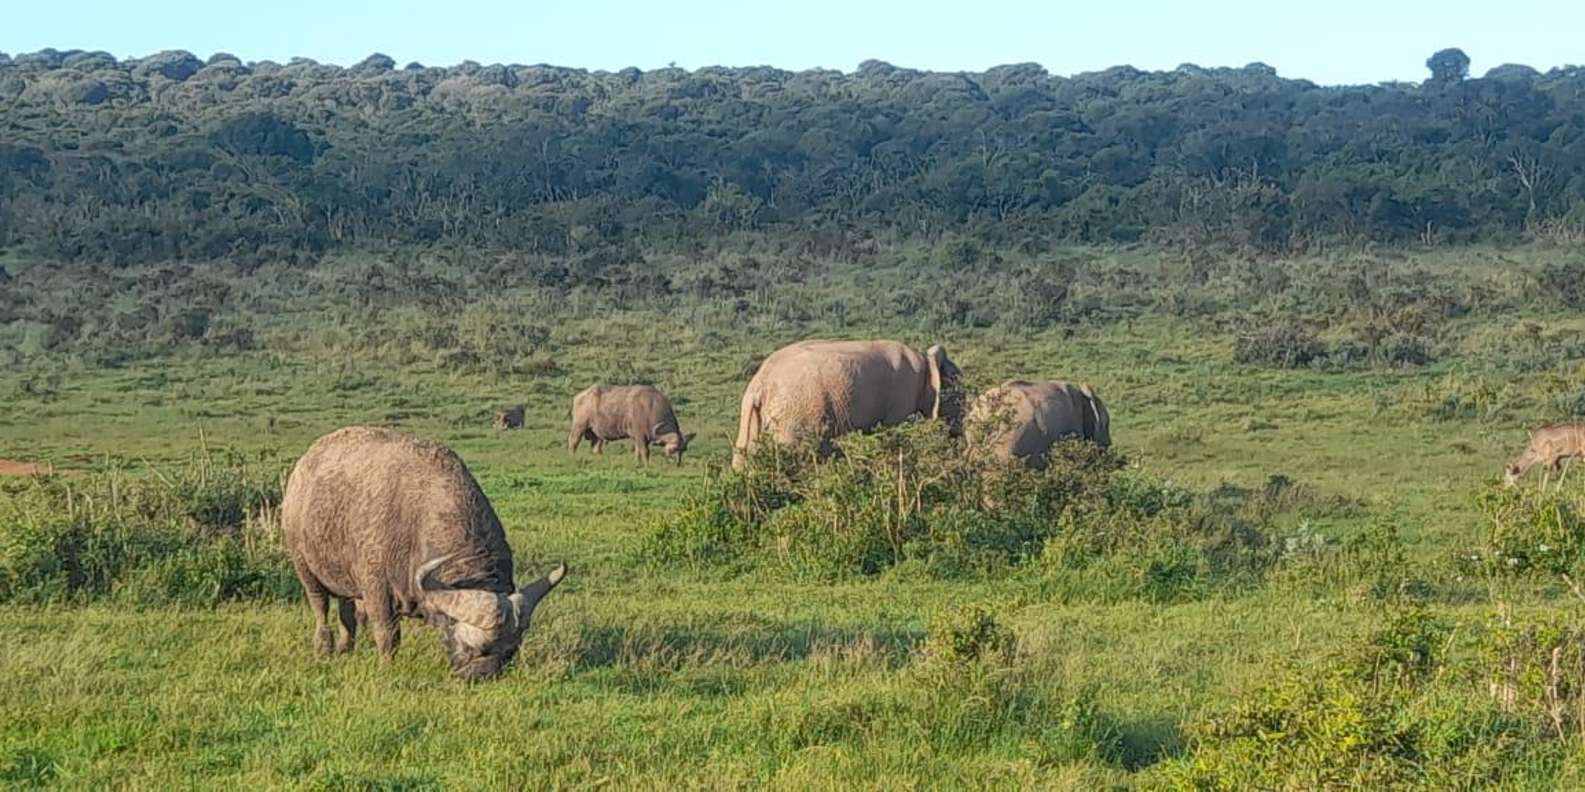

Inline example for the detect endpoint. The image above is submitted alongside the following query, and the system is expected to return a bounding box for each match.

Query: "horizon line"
[4,45,1577,89]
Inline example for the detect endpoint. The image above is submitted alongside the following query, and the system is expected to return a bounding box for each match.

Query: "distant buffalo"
[281,426,566,680]
[568,385,693,464]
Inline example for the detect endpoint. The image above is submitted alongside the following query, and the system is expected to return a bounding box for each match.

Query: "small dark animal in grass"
[1505,423,1585,487]
[493,405,525,431]
[281,426,566,680]
[568,385,694,464]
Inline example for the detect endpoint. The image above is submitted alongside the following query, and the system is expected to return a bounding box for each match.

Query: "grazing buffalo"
[568,385,693,464]
[281,426,566,680]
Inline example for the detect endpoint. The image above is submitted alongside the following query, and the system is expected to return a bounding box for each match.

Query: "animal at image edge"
[568,384,694,465]
[966,380,1111,469]
[1505,423,1585,487]
[280,426,566,681]
[733,339,962,469]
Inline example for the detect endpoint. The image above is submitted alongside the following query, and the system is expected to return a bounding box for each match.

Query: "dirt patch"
[0,459,77,477]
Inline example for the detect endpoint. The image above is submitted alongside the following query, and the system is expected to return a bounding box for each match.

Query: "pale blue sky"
[8,0,1582,85]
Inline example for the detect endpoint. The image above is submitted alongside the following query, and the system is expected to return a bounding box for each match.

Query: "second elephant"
[733,339,962,468]
[967,380,1111,469]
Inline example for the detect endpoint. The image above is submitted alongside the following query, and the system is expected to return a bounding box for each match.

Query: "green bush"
[0,451,295,606]
[1539,259,1585,311]
[1376,332,1434,367]
[1233,321,1327,369]
[1158,606,1561,790]
[1475,483,1585,576]
[1483,605,1585,744]
[1040,473,1338,602]
[648,424,1124,579]
[919,605,1017,670]
[1413,374,1508,422]
[1275,518,1417,600]
[650,425,1333,598]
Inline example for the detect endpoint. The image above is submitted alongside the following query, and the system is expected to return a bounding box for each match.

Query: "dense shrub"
[0,451,295,605]
[1483,605,1585,745]
[1159,606,1563,789]
[1413,374,1508,422]
[7,50,1585,264]
[648,424,1123,579]
[919,605,1017,670]
[1539,259,1585,311]
[1474,482,1585,577]
[1233,321,1326,369]
[649,424,1339,597]
[1274,517,1418,600]
[1375,332,1434,367]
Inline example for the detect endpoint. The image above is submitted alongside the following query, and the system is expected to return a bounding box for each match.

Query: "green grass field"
[5,245,1585,789]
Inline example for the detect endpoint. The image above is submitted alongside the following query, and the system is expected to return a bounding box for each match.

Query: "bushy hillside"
[3,47,1585,264]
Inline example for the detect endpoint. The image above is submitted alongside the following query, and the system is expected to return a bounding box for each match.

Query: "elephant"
[732,339,962,469]
[966,380,1111,470]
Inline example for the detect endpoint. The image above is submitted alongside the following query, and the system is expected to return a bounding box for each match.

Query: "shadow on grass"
[570,619,923,671]
[1113,713,1185,771]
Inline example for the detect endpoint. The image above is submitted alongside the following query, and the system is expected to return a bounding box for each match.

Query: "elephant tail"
[733,389,763,469]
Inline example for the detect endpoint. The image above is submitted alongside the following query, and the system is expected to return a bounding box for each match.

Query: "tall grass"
[0,449,295,606]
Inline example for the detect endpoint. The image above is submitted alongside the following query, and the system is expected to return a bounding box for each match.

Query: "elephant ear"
[924,345,960,422]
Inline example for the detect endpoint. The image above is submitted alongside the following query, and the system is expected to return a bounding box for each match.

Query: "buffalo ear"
[683,433,696,447]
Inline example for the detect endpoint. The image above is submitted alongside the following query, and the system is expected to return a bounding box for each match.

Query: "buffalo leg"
[635,436,651,466]
[365,589,401,659]
[292,559,336,657]
[334,598,359,654]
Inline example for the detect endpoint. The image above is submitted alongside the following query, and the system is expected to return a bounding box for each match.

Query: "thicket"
[1154,480,1585,788]
[647,422,1359,600]
[763,604,1124,772]
[1158,605,1578,790]
[0,450,294,605]
[1474,481,1585,577]
[3,47,1585,265]
[6,243,1575,384]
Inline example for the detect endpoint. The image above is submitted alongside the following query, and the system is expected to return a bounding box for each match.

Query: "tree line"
[2,46,1584,265]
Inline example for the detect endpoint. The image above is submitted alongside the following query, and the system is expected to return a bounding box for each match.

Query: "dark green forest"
[2,46,1585,265]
